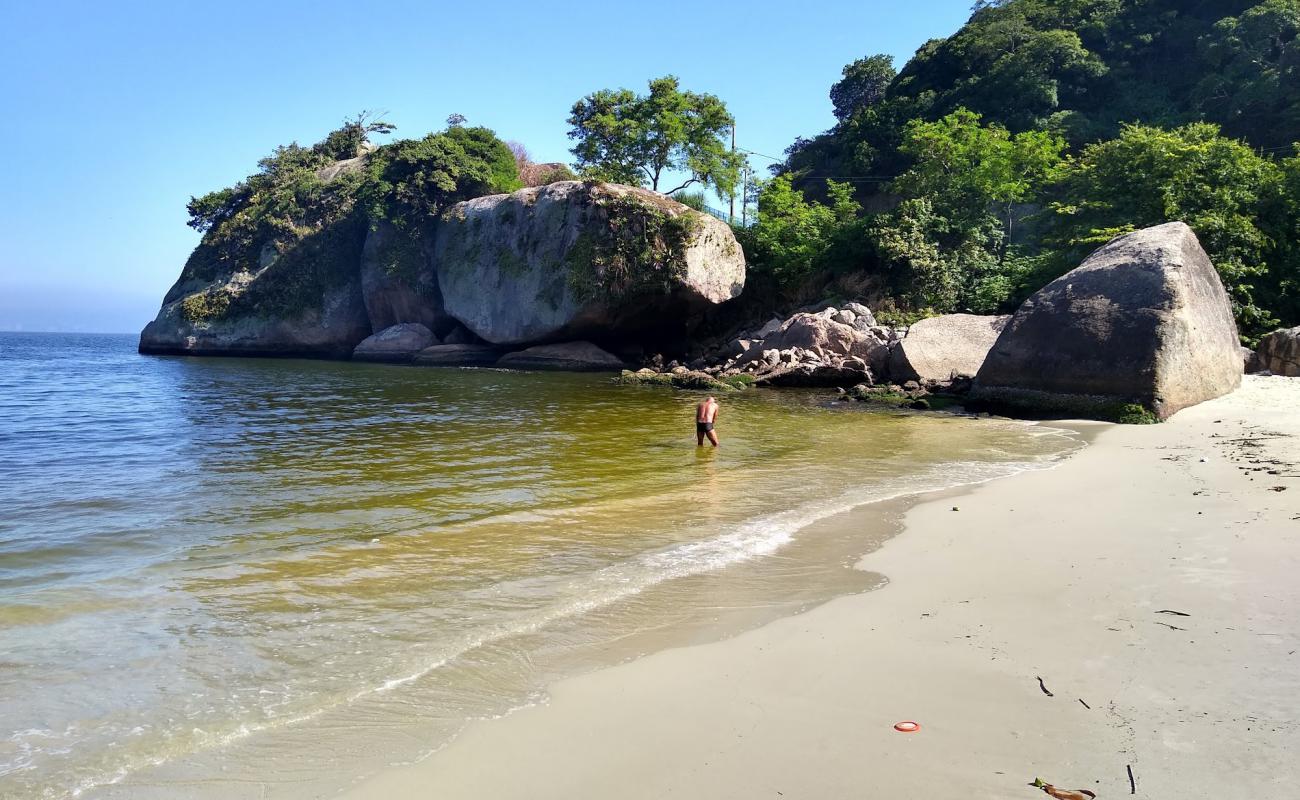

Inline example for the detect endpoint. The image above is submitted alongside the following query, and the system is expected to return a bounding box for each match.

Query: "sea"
[0,332,1082,799]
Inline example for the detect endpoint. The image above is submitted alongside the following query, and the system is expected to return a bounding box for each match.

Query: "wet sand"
[340,375,1300,799]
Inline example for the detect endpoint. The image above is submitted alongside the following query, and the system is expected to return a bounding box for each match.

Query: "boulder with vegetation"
[432,181,745,346]
[972,223,1242,420]
[889,313,1009,383]
[1254,327,1300,376]
[138,127,377,357]
[140,119,523,358]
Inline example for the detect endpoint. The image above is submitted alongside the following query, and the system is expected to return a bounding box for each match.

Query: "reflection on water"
[0,333,1080,799]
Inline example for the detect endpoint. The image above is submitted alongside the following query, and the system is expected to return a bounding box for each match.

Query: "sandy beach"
[342,375,1300,800]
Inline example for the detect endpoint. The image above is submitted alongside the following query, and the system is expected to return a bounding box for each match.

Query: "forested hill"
[749,0,1300,341]
[787,0,1299,180]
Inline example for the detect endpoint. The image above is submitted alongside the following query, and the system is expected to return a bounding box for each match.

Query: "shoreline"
[74,379,1077,800]
[338,375,1300,799]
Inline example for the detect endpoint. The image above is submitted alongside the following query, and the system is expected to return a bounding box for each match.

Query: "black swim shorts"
[696,422,714,433]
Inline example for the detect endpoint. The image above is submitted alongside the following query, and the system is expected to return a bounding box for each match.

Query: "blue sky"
[0,0,975,333]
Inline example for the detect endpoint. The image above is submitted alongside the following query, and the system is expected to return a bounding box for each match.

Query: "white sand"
[342,376,1300,799]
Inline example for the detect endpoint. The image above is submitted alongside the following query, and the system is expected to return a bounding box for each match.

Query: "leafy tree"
[747,176,863,284]
[567,75,745,197]
[856,109,1066,313]
[315,111,396,161]
[364,125,520,228]
[1050,122,1282,335]
[868,198,1001,312]
[894,108,1065,240]
[1197,0,1300,149]
[830,55,896,122]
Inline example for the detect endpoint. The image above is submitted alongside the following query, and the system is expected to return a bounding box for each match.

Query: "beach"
[342,375,1300,799]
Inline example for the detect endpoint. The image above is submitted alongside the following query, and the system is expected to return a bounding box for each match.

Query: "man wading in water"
[696,396,720,447]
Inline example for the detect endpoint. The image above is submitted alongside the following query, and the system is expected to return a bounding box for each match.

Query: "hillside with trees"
[748,0,1300,341]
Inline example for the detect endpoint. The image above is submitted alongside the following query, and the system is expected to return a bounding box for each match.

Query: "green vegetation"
[180,289,231,323]
[566,192,701,302]
[568,76,745,198]
[178,115,520,321]
[744,0,1300,342]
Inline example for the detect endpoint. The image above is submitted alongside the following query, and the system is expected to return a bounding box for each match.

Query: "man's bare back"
[695,396,719,447]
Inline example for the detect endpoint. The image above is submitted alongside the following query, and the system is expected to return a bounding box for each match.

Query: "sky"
[0,0,976,333]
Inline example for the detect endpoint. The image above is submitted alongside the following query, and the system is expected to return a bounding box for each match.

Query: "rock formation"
[889,314,1009,383]
[351,323,436,363]
[972,222,1241,419]
[1254,326,1300,376]
[412,344,502,367]
[138,249,371,359]
[497,341,625,371]
[432,181,745,345]
[358,221,451,335]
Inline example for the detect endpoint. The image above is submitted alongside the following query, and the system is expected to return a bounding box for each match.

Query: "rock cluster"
[648,303,1002,393]
[1253,326,1300,376]
[357,324,628,371]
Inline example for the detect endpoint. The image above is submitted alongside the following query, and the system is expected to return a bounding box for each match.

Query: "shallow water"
[0,333,1080,799]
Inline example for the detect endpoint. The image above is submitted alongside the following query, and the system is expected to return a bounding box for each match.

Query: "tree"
[1050,122,1282,335]
[894,108,1065,241]
[446,113,467,127]
[315,111,396,160]
[567,75,745,197]
[363,125,521,227]
[830,54,896,122]
[1196,0,1300,148]
[748,176,862,284]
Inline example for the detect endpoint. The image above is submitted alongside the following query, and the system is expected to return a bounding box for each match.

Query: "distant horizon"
[0,1,975,333]
[0,328,139,335]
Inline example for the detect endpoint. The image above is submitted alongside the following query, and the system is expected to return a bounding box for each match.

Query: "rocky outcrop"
[138,251,371,359]
[497,341,625,371]
[1254,327,1300,376]
[972,222,1242,420]
[412,344,502,367]
[358,220,451,334]
[140,161,373,358]
[433,181,745,346]
[351,323,436,362]
[889,313,1009,383]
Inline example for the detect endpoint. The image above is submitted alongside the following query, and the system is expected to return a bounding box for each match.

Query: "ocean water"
[0,332,1081,799]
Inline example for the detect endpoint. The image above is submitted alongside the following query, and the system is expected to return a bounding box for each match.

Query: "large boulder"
[972,222,1241,420]
[139,163,373,358]
[496,341,624,371]
[351,323,436,363]
[358,220,453,335]
[138,241,371,359]
[432,181,745,346]
[1254,327,1300,376]
[889,314,1010,383]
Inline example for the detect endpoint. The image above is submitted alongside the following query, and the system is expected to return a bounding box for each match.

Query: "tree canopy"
[748,0,1300,341]
[567,75,745,198]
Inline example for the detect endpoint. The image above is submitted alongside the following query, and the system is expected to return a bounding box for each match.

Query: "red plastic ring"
[893,721,921,732]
